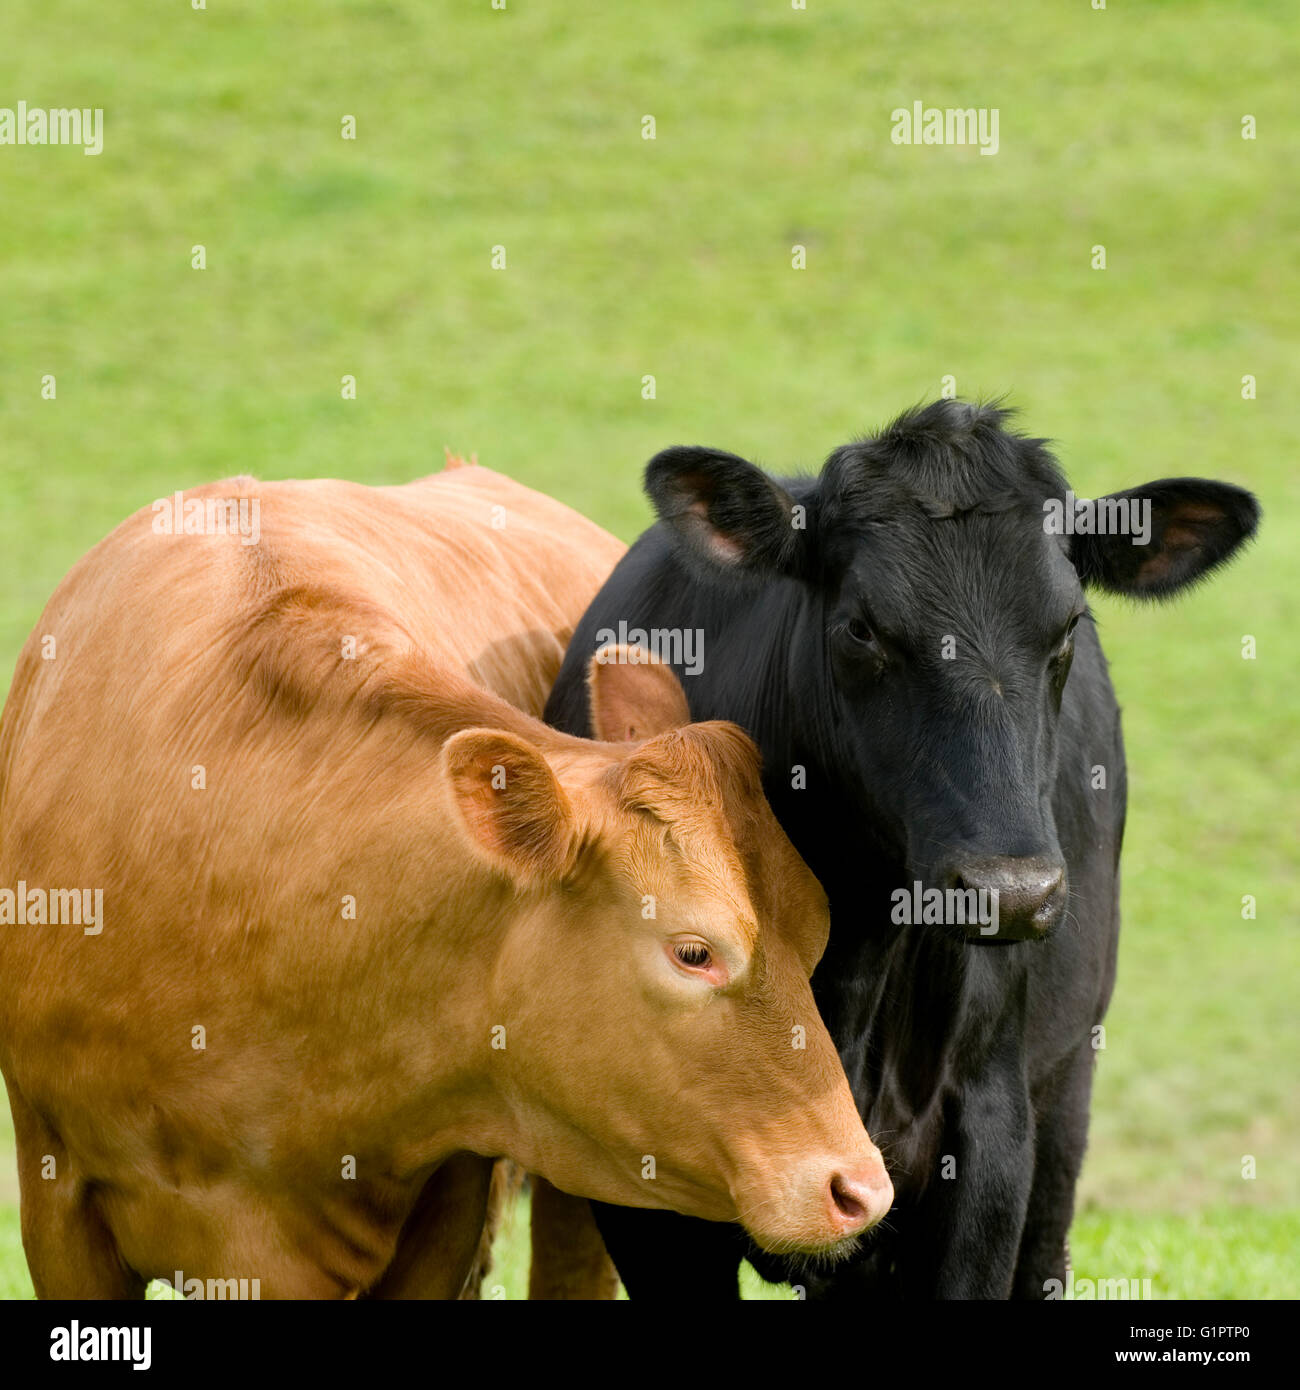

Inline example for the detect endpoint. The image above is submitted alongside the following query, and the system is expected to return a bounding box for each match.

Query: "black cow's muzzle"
[945,854,1068,942]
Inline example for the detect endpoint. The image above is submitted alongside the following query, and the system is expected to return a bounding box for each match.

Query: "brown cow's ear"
[587,648,691,743]
[443,729,575,881]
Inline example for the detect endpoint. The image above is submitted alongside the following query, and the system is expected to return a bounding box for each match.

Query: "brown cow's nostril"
[829,1172,869,1225]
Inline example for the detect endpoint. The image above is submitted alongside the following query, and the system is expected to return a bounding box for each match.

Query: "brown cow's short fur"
[0,465,878,1299]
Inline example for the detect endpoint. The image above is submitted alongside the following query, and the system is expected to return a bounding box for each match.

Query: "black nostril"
[943,855,1067,933]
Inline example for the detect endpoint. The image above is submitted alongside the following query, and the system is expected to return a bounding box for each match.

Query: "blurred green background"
[0,1,1295,1299]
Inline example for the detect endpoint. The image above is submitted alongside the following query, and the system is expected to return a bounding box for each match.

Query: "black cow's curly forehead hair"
[820,399,1069,523]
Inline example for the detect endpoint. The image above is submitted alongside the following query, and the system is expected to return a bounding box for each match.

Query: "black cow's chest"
[810,888,1025,1169]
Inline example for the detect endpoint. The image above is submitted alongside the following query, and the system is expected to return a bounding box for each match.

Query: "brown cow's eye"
[674,941,712,969]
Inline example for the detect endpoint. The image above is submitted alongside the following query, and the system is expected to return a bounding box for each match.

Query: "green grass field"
[0,1,1295,1298]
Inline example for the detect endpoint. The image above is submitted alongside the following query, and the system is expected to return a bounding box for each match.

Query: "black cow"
[545,399,1258,1300]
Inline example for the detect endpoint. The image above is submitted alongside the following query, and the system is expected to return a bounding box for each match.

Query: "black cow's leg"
[1011,1042,1097,1299]
[904,1069,1035,1299]
[589,1202,745,1300]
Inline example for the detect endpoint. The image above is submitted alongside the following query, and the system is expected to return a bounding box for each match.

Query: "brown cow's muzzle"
[826,1157,894,1237]
[736,1142,893,1257]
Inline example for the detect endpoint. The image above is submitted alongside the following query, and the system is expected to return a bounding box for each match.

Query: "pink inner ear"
[1161,523,1204,552]
[686,499,744,563]
[708,531,745,563]
[1135,551,1174,587]
[1172,502,1223,524]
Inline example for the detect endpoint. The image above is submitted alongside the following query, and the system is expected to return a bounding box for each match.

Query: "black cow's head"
[645,400,1259,942]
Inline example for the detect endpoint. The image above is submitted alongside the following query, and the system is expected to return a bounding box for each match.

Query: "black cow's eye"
[1053,614,1082,662]
[847,618,874,645]
[674,941,711,969]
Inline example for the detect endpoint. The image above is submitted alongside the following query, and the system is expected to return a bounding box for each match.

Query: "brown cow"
[0,465,891,1299]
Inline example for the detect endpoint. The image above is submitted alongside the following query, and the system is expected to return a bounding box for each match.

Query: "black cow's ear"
[645,446,810,579]
[1071,478,1259,600]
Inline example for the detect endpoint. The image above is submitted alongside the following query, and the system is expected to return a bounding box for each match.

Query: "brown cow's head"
[442,650,890,1259]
